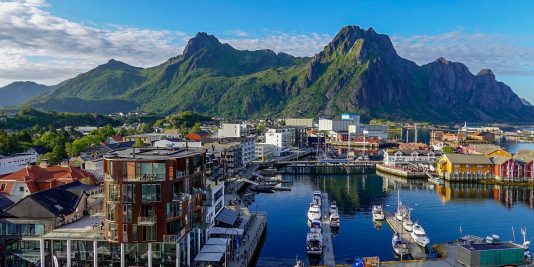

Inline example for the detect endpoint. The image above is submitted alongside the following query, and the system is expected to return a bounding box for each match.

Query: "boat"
[307,202,321,221]
[294,255,305,267]
[402,210,414,232]
[521,228,531,261]
[395,189,407,221]
[411,223,430,247]
[313,191,322,206]
[310,219,322,233]
[372,205,385,221]
[260,167,277,177]
[392,233,409,256]
[306,230,323,255]
[330,201,338,214]
[250,185,274,193]
[403,218,414,232]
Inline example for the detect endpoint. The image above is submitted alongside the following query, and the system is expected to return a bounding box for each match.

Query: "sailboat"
[395,188,407,221]
[392,233,409,256]
[402,210,414,232]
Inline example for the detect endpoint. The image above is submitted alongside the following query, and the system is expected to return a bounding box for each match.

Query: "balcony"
[138,216,157,226]
[173,193,191,202]
[163,226,191,243]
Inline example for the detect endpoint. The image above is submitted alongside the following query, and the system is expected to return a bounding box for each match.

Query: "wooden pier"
[384,211,427,260]
[321,193,336,267]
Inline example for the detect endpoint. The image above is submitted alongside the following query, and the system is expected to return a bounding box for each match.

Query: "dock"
[384,211,427,260]
[321,193,336,267]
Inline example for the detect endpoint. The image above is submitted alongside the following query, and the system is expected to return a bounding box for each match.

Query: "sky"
[1,0,534,101]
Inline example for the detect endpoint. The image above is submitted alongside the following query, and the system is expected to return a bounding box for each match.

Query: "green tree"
[134,138,145,148]
[442,146,454,153]
[190,123,202,133]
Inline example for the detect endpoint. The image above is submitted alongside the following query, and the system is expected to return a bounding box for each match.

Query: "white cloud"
[0,0,189,86]
[391,31,534,76]
[222,32,332,57]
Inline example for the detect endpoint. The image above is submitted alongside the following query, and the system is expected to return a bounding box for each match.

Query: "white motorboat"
[330,212,340,228]
[310,219,322,234]
[372,205,385,221]
[313,191,322,207]
[403,218,414,232]
[306,230,323,255]
[307,202,321,221]
[392,233,409,256]
[411,223,430,247]
[329,201,338,214]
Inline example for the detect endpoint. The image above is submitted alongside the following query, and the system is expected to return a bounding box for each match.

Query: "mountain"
[0,81,51,107]
[23,26,534,122]
[521,98,532,106]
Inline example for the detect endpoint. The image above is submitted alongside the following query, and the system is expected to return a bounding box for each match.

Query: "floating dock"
[321,192,336,267]
[384,211,427,260]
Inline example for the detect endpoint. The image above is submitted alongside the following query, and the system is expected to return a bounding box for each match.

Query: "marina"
[384,211,427,260]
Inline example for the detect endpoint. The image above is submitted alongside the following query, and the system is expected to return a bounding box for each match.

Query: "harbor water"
[253,172,534,267]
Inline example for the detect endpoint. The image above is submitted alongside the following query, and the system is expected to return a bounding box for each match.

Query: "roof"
[104,147,204,161]
[0,181,93,219]
[491,155,514,165]
[0,194,14,210]
[470,144,503,155]
[461,242,522,251]
[104,141,134,151]
[442,154,493,165]
[515,150,534,163]
[28,146,48,155]
[215,208,239,226]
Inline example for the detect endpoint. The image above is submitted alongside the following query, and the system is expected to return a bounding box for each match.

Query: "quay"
[320,192,336,267]
[376,164,428,179]
[279,161,376,175]
[384,211,427,260]
[227,208,267,267]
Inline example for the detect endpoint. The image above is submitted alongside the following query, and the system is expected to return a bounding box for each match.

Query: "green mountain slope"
[0,81,51,107]
[22,26,534,122]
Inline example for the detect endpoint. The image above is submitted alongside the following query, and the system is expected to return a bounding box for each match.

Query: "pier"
[320,192,336,267]
[384,211,427,260]
[279,161,376,175]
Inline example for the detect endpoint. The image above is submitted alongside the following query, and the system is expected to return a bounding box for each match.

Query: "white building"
[205,180,225,228]
[218,123,247,138]
[265,128,294,156]
[153,139,203,149]
[74,126,98,135]
[240,138,257,166]
[318,117,360,132]
[255,143,275,162]
[0,153,37,176]
[383,150,439,167]
[284,118,314,128]
[362,125,389,139]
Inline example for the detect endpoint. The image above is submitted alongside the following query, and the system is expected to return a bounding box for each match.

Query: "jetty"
[320,192,336,267]
[384,211,427,260]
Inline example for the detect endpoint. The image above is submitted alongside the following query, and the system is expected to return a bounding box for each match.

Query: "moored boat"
[372,205,385,221]
[411,223,430,247]
[306,229,323,255]
[307,202,321,221]
[250,185,275,193]
[260,167,277,177]
[392,233,409,256]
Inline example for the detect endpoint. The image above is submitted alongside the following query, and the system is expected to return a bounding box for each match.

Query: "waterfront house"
[436,154,493,181]
[513,150,534,180]
[469,131,495,142]
[491,156,525,180]
[383,150,439,166]
[0,165,98,202]
[463,144,511,158]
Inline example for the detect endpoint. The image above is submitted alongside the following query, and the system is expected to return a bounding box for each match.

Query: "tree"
[442,146,454,153]
[190,123,202,133]
[134,138,145,148]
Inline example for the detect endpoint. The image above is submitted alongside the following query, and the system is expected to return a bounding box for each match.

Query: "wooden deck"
[384,211,427,260]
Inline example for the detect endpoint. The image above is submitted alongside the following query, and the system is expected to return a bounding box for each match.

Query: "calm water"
[501,142,534,153]
[253,173,534,267]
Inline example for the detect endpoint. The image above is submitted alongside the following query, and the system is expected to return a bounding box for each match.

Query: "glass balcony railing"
[173,193,191,202]
[138,216,157,226]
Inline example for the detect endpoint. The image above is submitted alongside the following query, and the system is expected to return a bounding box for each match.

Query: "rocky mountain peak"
[477,69,495,78]
[182,32,223,59]
[435,57,450,64]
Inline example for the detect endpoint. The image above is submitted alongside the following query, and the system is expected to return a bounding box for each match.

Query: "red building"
[185,131,211,141]
[103,147,206,243]
[492,156,524,179]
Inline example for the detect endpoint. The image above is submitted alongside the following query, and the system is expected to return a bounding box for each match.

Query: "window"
[123,204,132,223]
[106,203,116,221]
[166,202,182,219]
[107,183,120,202]
[19,186,24,192]
[135,162,166,180]
[108,223,118,241]
[142,225,156,241]
[141,184,161,202]
[132,224,137,242]
[122,184,135,203]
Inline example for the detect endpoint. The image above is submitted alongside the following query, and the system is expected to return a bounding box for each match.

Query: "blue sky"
[1,0,533,101]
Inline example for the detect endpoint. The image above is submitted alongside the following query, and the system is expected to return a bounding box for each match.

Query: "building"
[75,126,98,135]
[124,134,162,145]
[185,131,212,142]
[361,124,389,139]
[265,128,295,156]
[80,141,135,159]
[457,239,525,267]
[153,139,203,149]
[470,131,495,142]
[217,123,247,138]
[398,142,430,151]
[0,153,38,176]
[105,135,124,144]
[239,137,257,166]
[491,156,524,180]
[318,117,359,132]
[203,141,242,176]
[101,147,208,266]
[464,144,511,158]
[0,165,98,202]
[442,132,467,142]
[255,143,275,162]
[284,118,314,128]
[436,154,494,180]
[383,150,439,166]
[0,181,102,267]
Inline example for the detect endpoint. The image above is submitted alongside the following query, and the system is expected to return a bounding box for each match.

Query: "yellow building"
[436,154,493,181]
[470,144,511,158]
